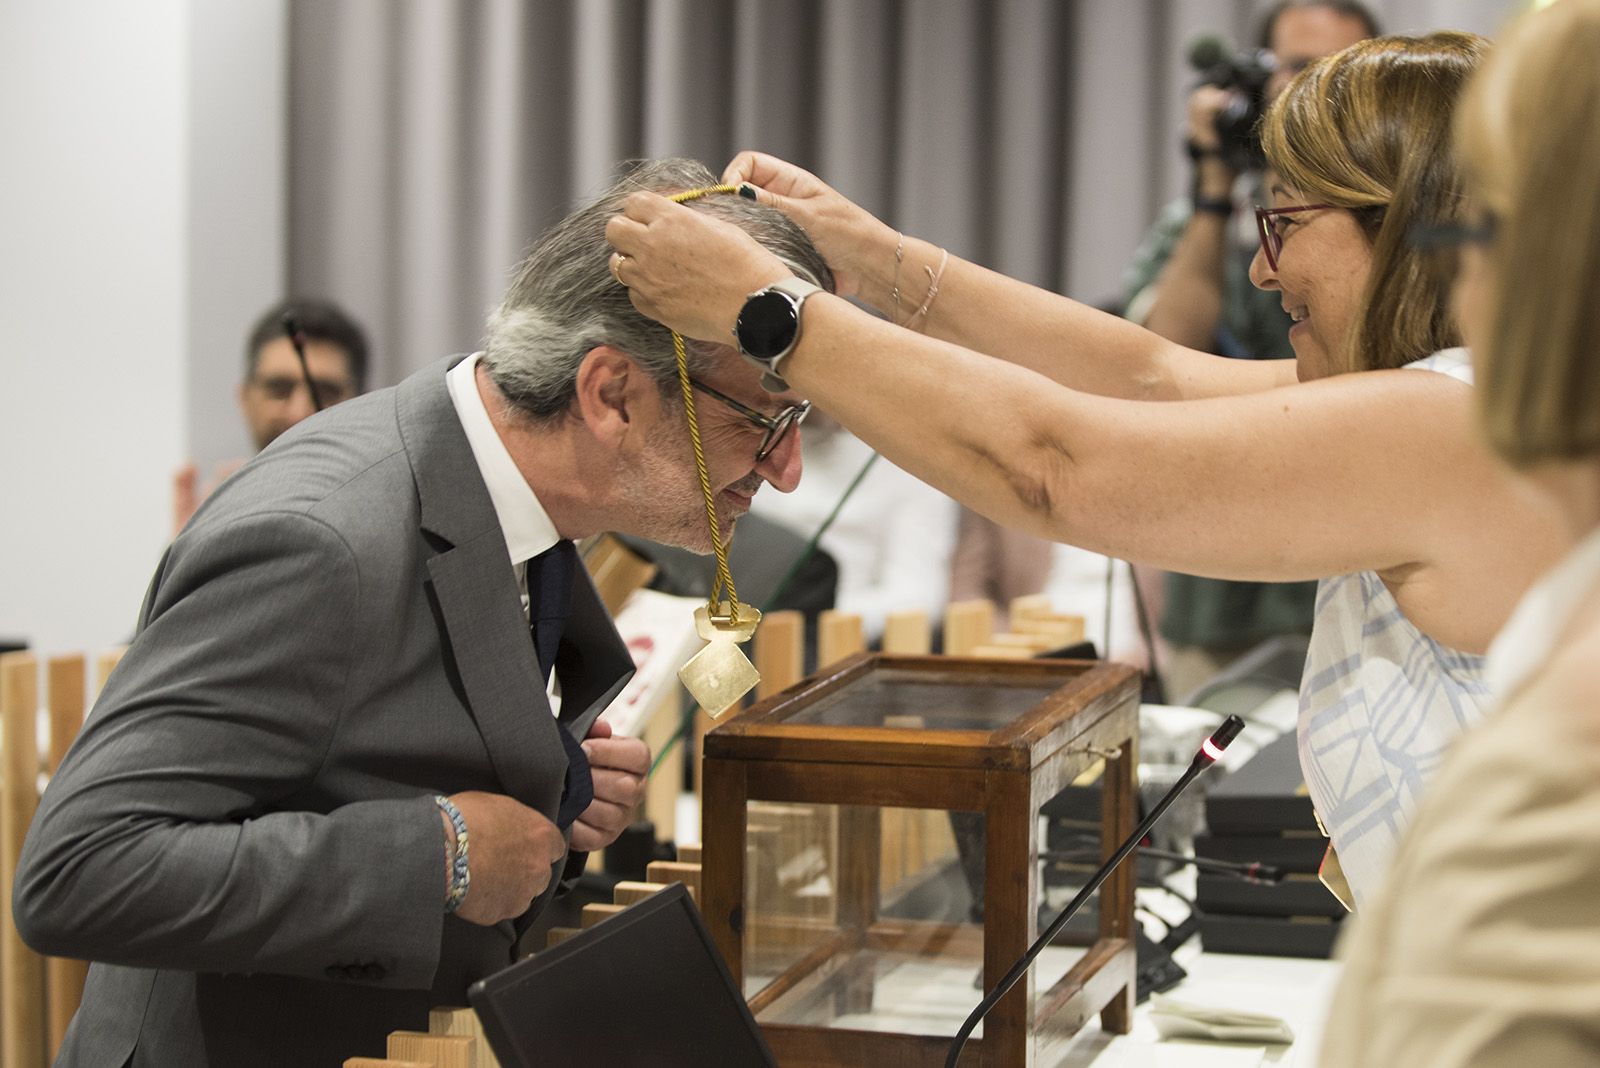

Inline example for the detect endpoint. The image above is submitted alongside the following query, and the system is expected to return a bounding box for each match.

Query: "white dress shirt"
[446,353,565,713]
[445,352,561,619]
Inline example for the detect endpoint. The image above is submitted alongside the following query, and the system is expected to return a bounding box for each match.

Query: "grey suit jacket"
[12,358,634,1067]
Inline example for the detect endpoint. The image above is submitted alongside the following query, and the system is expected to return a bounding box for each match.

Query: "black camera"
[1187,36,1276,173]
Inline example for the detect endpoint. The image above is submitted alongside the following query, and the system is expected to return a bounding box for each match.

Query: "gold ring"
[610,252,628,287]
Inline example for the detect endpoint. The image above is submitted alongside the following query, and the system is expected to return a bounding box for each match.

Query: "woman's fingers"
[722,150,826,202]
[603,193,789,341]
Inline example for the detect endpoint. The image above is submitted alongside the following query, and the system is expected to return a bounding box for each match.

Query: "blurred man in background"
[175,297,369,531]
[237,297,368,451]
[1123,0,1377,698]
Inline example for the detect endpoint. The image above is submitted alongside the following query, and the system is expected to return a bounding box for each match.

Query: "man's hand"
[172,459,244,535]
[445,791,567,926]
[1186,86,1239,201]
[569,718,650,854]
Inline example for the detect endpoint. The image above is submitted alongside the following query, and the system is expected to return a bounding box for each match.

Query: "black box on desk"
[1192,831,1327,873]
[1204,731,1316,835]
[1198,730,1346,958]
[1200,914,1341,959]
[1196,873,1346,919]
[1042,780,1173,889]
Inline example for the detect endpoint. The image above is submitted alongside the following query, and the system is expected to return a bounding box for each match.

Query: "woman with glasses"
[605,32,1568,909]
[1320,3,1600,1062]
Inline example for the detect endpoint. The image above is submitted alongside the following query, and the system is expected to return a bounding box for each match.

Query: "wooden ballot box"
[701,653,1140,1067]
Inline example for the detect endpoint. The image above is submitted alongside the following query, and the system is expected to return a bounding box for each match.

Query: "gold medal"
[679,602,763,718]
[693,601,762,643]
[655,189,771,721]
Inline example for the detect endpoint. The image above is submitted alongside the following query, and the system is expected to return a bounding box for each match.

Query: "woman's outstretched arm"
[724,150,1297,402]
[607,191,1565,654]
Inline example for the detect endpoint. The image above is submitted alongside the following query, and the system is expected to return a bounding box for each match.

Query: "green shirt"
[1123,191,1297,361]
[1124,190,1314,648]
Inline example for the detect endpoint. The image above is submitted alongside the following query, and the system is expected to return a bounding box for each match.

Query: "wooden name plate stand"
[3,650,119,1068]
[701,653,1140,1068]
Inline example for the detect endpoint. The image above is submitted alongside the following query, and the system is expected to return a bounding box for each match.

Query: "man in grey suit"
[13,158,831,1067]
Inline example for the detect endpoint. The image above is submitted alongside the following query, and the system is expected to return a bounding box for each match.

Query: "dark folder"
[1203,730,1318,835]
[468,883,776,1067]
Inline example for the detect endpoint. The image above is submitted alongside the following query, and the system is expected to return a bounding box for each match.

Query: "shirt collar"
[1486,525,1600,701]
[445,353,559,566]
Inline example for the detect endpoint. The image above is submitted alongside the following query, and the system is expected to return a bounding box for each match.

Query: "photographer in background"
[1124,0,1378,698]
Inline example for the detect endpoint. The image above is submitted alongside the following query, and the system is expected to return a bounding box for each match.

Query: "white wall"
[188,0,288,474]
[0,0,284,657]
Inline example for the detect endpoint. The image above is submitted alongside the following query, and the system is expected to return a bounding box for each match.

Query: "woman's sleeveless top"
[1296,349,1491,909]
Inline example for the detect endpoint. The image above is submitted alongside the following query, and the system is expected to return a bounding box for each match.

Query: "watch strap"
[761,276,822,305]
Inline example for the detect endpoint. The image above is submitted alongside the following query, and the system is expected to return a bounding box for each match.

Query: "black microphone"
[945,715,1246,1067]
[1187,34,1231,74]
[280,312,326,413]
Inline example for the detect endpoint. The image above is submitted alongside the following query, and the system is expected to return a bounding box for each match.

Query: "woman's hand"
[722,151,897,303]
[604,192,790,343]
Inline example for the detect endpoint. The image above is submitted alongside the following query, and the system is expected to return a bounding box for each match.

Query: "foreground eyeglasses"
[688,378,810,462]
[1405,215,1499,281]
[1408,215,1499,251]
[1254,203,1336,271]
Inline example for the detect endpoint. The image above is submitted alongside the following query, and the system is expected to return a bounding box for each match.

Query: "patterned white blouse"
[1295,349,1491,909]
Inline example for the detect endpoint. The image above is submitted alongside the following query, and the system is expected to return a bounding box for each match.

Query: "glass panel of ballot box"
[701,654,1141,1067]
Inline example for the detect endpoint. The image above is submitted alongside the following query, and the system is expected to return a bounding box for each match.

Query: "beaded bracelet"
[435,795,470,914]
[906,247,950,328]
[890,231,905,325]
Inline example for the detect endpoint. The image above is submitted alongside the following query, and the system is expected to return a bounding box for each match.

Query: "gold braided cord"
[664,183,743,622]
[669,183,743,204]
[672,330,738,619]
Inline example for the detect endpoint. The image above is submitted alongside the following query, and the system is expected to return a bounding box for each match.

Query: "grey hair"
[481,158,834,421]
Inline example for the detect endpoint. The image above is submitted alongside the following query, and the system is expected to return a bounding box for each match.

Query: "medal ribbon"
[665,183,746,625]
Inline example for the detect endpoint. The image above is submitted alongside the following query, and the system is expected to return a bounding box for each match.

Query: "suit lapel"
[399,359,565,811]
[397,358,635,812]
[425,538,563,809]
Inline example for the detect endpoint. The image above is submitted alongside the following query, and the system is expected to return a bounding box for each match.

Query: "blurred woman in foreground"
[1320,2,1600,1062]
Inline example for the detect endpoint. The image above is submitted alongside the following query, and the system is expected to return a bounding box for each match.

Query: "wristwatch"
[732,276,822,391]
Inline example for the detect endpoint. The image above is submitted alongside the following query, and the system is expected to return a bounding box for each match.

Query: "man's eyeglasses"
[252,375,356,405]
[1254,203,1335,271]
[688,378,810,463]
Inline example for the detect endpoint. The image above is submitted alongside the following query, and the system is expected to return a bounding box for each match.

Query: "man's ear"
[572,346,650,445]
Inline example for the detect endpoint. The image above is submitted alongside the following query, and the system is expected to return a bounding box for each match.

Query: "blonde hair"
[1457,0,1600,466]
[1261,32,1487,374]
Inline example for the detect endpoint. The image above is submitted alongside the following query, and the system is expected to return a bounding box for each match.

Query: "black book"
[469,884,776,1067]
[1041,782,1103,823]
[1195,873,1347,919]
[1192,832,1327,874]
[1199,913,1342,959]
[1204,731,1317,835]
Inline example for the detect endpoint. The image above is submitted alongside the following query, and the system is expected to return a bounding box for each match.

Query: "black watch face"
[735,291,799,361]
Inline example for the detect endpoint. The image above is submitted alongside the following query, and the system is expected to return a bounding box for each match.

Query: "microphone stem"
[281,313,326,412]
[945,752,1210,1067]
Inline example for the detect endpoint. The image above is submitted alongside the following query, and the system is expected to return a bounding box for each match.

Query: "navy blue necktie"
[527,539,592,830]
